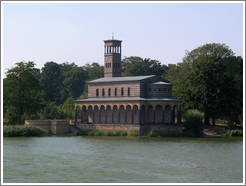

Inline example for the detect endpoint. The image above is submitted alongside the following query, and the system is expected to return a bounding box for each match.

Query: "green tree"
[63,67,87,100]
[121,56,169,77]
[62,98,75,119]
[3,61,42,124]
[166,43,242,125]
[40,61,63,105]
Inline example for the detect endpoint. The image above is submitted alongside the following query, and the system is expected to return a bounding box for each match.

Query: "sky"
[2,1,244,77]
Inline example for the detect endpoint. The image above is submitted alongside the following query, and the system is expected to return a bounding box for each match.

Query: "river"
[3,136,244,183]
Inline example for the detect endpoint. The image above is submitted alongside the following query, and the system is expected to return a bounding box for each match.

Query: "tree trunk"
[204,112,210,125]
[18,109,22,125]
[212,116,216,126]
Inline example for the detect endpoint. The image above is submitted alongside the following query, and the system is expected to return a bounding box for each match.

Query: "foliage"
[3,125,48,137]
[166,43,243,124]
[147,131,161,137]
[183,109,204,137]
[3,61,43,124]
[62,98,75,119]
[128,130,140,136]
[222,129,243,137]
[121,56,170,78]
[76,129,91,136]
[40,61,63,105]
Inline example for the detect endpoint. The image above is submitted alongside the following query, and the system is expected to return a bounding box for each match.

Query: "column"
[146,108,148,124]
[81,109,83,123]
[139,108,141,125]
[118,109,120,124]
[153,109,156,123]
[105,109,108,123]
[132,109,134,124]
[125,109,127,124]
[99,109,101,123]
[112,109,114,124]
[162,108,165,124]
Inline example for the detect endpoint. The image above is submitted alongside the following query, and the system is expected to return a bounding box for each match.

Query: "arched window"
[128,87,130,96]
[102,88,105,96]
[96,89,99,97]
[115,88,117,96]
[121,88,124,96]
[108,88,111,96]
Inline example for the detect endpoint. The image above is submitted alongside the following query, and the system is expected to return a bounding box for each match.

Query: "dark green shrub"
[147,131,161,137]
[93,129,105,136]
[76,129,91,136]
[3,125,48,137]
[230,129,243,136]
[114,129,128,136]
[183,109,204,137]
[128,130,140,136]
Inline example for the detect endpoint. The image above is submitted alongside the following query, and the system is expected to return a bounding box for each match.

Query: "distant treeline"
[3,43,243,127]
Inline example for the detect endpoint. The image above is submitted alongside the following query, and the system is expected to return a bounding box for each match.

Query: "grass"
[3,125,48,137]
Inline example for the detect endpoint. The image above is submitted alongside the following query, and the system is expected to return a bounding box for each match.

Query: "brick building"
[74,38,182,134]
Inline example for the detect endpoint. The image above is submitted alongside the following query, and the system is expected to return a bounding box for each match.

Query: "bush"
[223,129,243,137]
[76,129,91,136]
[128,130,140,136]
[93,129,105,136]
[147,131,161,137]
[114,129,128,136]
[3,125,48,137]
[183,109,204,137]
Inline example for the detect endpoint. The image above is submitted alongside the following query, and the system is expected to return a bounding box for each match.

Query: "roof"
[74,97,182,103]
[87,75,156,83]
[148,81,171,85]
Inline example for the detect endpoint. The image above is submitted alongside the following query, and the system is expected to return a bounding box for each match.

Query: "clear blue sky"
[2,1,244,77]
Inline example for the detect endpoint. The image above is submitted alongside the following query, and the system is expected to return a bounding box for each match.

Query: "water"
[3,136,243,183]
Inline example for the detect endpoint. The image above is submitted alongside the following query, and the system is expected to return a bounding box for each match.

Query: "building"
[73,38,183,135]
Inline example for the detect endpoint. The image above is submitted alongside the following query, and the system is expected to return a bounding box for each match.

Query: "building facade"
[74,38,183,134]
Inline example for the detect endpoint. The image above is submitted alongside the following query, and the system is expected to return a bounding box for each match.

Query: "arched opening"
[100,105,106,123]
[115,88,117,96]
[147,105,154,123]
[140,105,146,124]
[102,89,105,96]
[173,105,178,124]
[113,105,118,124]
[82,105,87,123]
[126,105,132,124]
[164,105,172,123]
[155,105,163,124]
[133,105,139,124]
[119,105,125,123]
[128,87,131,96]
[88,105,93,123]
[94,105,99,123]
[106,105,112,123]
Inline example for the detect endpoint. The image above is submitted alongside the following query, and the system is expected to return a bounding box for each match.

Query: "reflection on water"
[3,136,243,183]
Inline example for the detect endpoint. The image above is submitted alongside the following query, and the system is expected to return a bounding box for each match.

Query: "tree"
[166,43,242,125]
[40,62,63,105]
[3,61,42,124]
[121,56,169,77]
[63,67,87,100]
[62,98,75,119]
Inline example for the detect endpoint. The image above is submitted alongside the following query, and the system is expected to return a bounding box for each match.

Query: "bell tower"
[104,36,122,78]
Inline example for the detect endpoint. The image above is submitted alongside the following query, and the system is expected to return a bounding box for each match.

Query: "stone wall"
[25,120,70,134]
